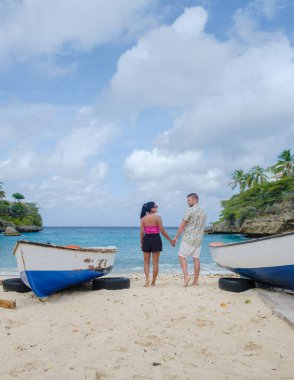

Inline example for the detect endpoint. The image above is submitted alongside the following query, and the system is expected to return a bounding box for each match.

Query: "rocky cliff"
[0,219,43,233]
[0,198,43,234]
[207,200,294,237]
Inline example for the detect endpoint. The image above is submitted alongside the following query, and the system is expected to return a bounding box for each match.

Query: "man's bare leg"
[143,252,151,287]
[151,252,160,286]
[179,256,190,286]
[192,258,200,286]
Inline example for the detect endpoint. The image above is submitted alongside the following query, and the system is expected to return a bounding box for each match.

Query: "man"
[173,193,206,287]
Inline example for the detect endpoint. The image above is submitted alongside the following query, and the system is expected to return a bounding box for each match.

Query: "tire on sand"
[218,277,256,293]
[2,278,32,293]
[92,277,130,291]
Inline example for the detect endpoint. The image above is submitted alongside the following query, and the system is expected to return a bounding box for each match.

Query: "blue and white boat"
[209,231,294,291]
[14,240,117,298]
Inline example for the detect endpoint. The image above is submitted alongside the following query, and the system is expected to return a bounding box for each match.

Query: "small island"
[0,182,42,234]
[208,149,294,237]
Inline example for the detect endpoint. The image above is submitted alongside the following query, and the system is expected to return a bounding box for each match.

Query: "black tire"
[218,277,256,293]
[92,277,130,290]
[2,278,32,293]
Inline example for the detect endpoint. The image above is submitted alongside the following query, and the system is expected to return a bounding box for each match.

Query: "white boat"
[209,231,294,291]
[14,240,117,298]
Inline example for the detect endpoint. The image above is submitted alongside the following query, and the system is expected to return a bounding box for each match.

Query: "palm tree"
[248,166,268,187]
[229,170,247,192]
[244,173,253,189]
[271,149,294,178]
[0,181,5,200]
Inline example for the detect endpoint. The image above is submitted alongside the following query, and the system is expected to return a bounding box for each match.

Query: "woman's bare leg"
[143,252,151,286]
[151,252,160,286]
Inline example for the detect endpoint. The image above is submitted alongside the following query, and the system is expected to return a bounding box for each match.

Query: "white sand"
[1,274,294,380]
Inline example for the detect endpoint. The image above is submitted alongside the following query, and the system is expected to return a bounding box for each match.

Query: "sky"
[0,0,293,227]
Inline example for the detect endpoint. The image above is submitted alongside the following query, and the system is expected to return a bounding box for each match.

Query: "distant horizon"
[42,225,179,228]
[40,225,214,229]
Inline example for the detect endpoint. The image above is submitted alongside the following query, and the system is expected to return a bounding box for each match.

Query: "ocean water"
[0,227,248,276]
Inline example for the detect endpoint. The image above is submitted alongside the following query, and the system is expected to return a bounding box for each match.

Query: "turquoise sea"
[0,227,248,276]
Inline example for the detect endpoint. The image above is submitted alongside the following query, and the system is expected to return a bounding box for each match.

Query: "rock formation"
[4,226,21,236]
[207,200,294,237]
[0,219,43,234]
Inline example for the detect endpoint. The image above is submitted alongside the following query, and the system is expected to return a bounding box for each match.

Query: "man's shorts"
[178,241,201,259]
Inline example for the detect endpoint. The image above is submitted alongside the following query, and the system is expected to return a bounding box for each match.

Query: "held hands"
[170,237,178,247]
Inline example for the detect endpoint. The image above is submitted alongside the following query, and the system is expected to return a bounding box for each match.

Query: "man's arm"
[173,220,188,244]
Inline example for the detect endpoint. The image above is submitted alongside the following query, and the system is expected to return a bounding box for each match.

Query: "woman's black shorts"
[142,234,162,253]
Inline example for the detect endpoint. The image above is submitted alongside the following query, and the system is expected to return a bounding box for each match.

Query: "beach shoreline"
[0,270,232,281]
[1,274,294,379]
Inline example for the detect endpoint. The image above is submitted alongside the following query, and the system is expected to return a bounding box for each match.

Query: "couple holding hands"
[140,193,207,287]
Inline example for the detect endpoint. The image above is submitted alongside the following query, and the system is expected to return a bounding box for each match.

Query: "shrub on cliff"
[0,190,42,228]
[0,200,10,216]
[219,176,294,222]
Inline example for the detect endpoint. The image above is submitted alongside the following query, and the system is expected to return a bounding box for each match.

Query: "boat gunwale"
[14,240,118,255]
[209,231,294,249]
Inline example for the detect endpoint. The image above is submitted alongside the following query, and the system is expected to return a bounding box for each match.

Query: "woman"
[140,201,174,287]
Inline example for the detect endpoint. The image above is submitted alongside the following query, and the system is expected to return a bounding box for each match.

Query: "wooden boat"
[209,231,294,291]
[14,240,117,298]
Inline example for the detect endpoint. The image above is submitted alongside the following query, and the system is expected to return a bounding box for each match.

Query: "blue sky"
[0,0,293,226]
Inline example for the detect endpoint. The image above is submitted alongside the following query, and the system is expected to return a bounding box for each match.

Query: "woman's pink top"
[144,226,160,234]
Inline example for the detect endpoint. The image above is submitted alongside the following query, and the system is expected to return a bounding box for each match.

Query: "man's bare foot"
[144,279,150,287]
[183,277,191,287]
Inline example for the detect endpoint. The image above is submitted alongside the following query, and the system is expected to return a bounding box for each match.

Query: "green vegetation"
[0,183,42,228]
[229,149,293,192]
[270,149,294,178]
[219,176,294,223]
[12,192,25,202]
[219,149,294,223]
[0,181,5,200]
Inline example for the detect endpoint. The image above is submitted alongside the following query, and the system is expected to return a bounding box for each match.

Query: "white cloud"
[0,149,42,180]
[109,8,225,110]
[172,6,207,37]
[0,102,115,183]
[123,148,227,217]
[0,101,119,225]
[50,124,116,174]
[18,175,111,210]
[0,102,66,148]
[0,0,155,66]
[126,147,227,192]
[124,148,204,181]
[107,5,294,223]
[109,6,294,158]
[246,0,285,20]
[89,162,108,181]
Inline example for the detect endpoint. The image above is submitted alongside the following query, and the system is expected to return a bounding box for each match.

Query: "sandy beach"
[1,274,294,380]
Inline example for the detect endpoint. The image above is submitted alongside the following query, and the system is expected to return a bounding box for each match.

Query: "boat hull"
[14,241,117,297]
[210,232,294,291]
[232,265,294,290]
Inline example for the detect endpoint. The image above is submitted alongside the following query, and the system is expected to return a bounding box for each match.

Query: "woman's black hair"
[140,201,155,219]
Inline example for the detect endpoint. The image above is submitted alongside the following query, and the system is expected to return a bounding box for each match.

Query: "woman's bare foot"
[183,276,191,287]
[144,279,150,287]
[151,281,156,286]
[191,281,199,286]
